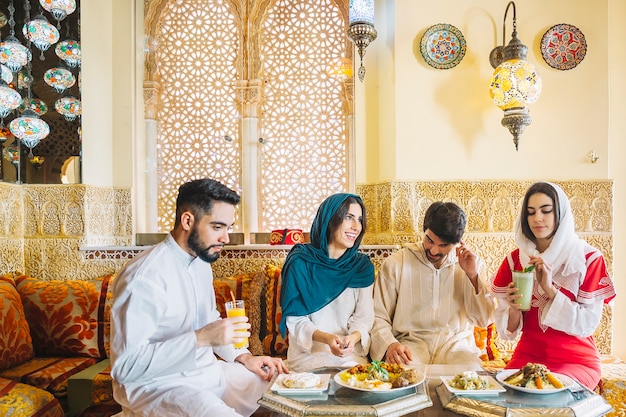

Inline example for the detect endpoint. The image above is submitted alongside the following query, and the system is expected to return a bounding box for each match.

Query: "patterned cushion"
[0,376,64,417]
[262,264,288,357]
[0,356,97,400]
[15,273,116,359]
[0,272,35,370]
[213,271,264,355]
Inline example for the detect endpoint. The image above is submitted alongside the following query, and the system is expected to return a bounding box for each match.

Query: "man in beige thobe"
[370,202,495,366]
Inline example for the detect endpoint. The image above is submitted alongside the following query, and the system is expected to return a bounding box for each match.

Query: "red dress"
[492,248,615,390]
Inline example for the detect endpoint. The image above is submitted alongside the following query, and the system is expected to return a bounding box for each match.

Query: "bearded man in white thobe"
[370,201,495,366]
[110,179,288,417]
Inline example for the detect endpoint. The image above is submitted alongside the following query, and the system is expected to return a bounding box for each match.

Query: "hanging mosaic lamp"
[0,126,13,143]
[55,39,80,67]
[0,1,31,72]
[55,95,80,121]
[39,0,76,28]
[0,78,21,118]
[2,141,19,163]
[17,67,34,90]
[1,64,13,84]
[43,65,75,93]
[0,11,7,29]
[0,35,31,73]
[23,13,60,59]
[19,97,48,115]
[9,108,50,153]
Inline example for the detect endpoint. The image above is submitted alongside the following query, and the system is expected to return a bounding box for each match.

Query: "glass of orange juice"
[225,300,249,349]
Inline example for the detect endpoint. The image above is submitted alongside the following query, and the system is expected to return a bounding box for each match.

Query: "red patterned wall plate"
[540,23,587,70]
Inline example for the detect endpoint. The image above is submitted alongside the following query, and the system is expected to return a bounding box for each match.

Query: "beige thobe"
[370,243,494,366]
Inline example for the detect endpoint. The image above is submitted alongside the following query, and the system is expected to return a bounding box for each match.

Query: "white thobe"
[370,244,494,366]
[285,285,374,371]
[110,235,269,417]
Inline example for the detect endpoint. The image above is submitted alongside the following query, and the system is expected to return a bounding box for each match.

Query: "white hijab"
[514,182,586,290]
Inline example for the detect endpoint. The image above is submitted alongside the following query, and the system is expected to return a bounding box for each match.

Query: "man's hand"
[194,316,250,348]
[236,353,289,381]
[384,342,412,365]
[456,241,480,292]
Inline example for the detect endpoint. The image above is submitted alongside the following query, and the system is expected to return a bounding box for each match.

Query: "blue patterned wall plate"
[420,23,467,69]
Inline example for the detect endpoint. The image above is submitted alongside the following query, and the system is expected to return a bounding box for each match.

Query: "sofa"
[0,272,118,417]
[2,262,624,417]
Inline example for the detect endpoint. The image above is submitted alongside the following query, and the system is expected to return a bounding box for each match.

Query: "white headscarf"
[514,182,586,289]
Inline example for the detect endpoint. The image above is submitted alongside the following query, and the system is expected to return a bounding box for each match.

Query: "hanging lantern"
[44,65,75,93]
[23,13,60,59]
[55,96,81,121]
[17,67,34,90]
[2,141,19,163]
[0,11,7,29]
[0,78,21,118]
[0,36,32,72]
[0,126,13,143]
[39,0,76,28]
[1,64,13,84]
[55,39,80,67]
[9,109,50,154]
[19,97,48,115]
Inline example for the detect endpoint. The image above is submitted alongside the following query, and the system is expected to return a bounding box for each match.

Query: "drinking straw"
[230,290,236,305]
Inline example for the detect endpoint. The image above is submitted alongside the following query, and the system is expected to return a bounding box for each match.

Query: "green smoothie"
[512,271,534,311]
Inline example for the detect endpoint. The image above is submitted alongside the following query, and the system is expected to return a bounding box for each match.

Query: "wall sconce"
[488,1,542,151]
[347,0,377,82]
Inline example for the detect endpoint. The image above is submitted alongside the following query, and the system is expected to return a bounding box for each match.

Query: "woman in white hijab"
[491,182,615,390]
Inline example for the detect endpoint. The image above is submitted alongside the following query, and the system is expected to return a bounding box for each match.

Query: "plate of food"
[441,371,506,395]
[333,360,425,392]
[271,372,331,395]
[496,363,574,394]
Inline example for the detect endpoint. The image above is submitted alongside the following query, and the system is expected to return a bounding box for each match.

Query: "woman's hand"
[529,255,557,299]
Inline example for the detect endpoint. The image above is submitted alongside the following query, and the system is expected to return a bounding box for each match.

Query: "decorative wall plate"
[540,23,587,70]
[420,23,466,69]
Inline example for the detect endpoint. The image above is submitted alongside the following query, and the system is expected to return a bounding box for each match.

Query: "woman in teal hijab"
[279,193,375,371]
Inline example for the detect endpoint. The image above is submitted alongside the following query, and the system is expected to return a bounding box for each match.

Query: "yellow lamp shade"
[489,58,542,110]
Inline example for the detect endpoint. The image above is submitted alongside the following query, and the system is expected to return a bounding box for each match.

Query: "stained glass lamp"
[488,1,541,150]
[9,109,50,155]
[347,0,377,82]
[0,35,32,72]
[23,14,60,59]
[19,97,48,115]
[2,141,19,163]
[44,65,75,93]
[1,64,13,84]
[39,0,77,28]
[0,78,21,118]
[55,96,81,121]
[55,39,80,67]
[0,126,13,143]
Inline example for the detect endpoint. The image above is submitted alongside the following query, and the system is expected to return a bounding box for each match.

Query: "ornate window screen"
[259,0,351,230]
[151,0,352,233]
[156,0,242,231]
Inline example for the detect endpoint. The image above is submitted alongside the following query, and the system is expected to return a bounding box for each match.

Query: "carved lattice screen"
[154,0,351,232]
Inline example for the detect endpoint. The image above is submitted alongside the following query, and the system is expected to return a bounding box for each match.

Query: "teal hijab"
[279,193,375,337]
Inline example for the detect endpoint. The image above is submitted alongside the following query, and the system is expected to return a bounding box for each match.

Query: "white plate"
[333,369,425,393]
[440,374,506,395]
[496,369,574,394]
[271,373,331,395]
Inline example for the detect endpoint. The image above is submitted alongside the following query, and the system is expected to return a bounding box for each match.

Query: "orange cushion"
[0,376,64,417]
[262,264,288,356]
[213,271,264,355]
[0,273,35,370]
[15,273,116,359]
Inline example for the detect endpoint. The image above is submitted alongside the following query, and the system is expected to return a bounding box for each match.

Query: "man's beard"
[188,227,222,263]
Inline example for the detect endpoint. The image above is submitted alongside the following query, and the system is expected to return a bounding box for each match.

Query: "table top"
[258,364,613,417]
[257,367,433,417]
[432,365,612,417]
